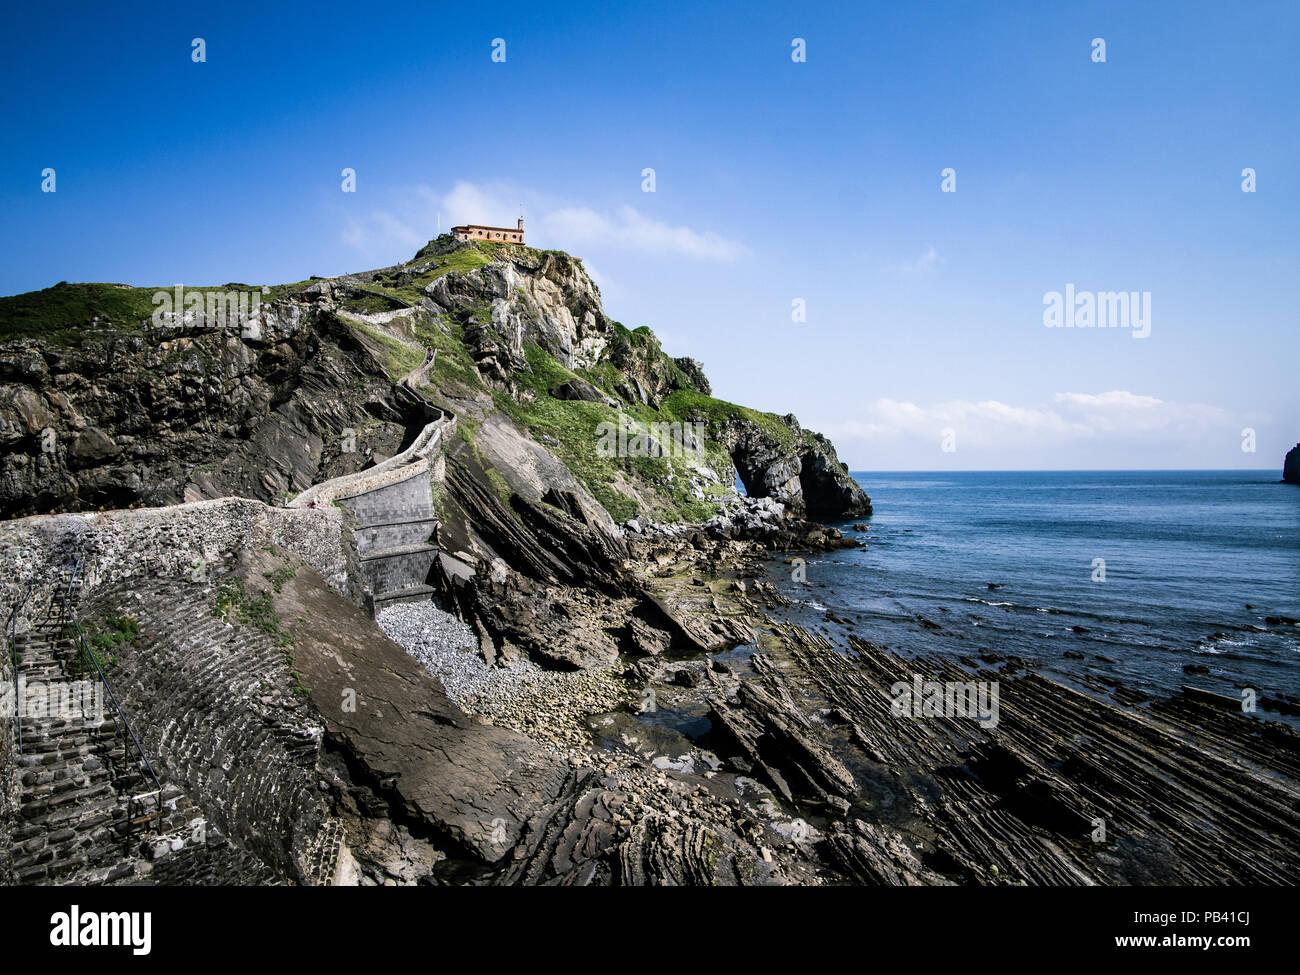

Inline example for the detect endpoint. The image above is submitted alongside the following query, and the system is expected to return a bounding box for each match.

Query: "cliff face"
[715,413,870,518]
[0,236,870,525]
[0,301,423,517]
[0,236,876,883]
[1285,443,1300,484]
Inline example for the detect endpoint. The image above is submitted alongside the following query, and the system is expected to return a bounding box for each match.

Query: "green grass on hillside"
[364,241,496,305]
[342,318,424,380]
[0,282,251,344]
[659,389,797,446]
[488,343,737,522]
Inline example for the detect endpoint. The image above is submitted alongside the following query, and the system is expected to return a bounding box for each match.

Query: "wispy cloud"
[338,180,748,264]
[821,391,1233,451]
[544,205,749,261]
[889,245,941,274]
[340,211,423,256]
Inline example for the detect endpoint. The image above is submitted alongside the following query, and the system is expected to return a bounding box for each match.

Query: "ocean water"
[771,471,1300,715]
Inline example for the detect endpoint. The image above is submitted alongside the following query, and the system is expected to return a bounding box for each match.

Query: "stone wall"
[288,411,453,509]
[341,464,439,609]
[0,497,366,634]
[289,409,451,613]
[453,224,524,244]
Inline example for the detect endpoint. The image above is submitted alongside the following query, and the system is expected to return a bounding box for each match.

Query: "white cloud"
[338,180,748,264]
[821,391,1231,451]
[1047,391,1226,438]
[338,210,422,259]
[544,205,749,261]
[426,181,516,230]
[889,245,941,274]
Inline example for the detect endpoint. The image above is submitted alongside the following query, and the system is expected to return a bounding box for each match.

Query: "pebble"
[376,601,628,748]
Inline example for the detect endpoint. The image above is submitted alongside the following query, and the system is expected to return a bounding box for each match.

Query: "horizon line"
[846,468,1289,474]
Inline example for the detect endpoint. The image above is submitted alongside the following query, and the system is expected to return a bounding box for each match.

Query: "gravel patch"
[376,601,630,749]
[377,601,535,701]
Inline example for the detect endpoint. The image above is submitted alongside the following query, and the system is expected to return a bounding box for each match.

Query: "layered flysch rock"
[0,235,884,886]
[0,303,421,517]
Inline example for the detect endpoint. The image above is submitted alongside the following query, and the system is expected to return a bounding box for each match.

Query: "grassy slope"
[0,282,263,344]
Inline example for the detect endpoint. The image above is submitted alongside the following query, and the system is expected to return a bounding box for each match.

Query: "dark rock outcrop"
[673,356,711,396]
[730,623,1300,885]
[1284,443,1300,484]
[0,306,418,518]
[274,555,577,863]
[435,454,698,668]
[797,432,870,516]
[715,413,871,518]
[550,377,608,404]
[497,774,777,885]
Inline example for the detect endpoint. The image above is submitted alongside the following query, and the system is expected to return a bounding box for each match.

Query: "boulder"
[550,377,605,403]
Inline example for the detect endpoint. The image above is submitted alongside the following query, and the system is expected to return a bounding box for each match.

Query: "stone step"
[18,738,126,763]
[8,601,170,886]
[14,666,68,682]
[359,542,438,562]
[12,653,73,668]
[20,714,123,736]
[356,514,440,530]
[20,780,118,820]
[11,641,71,655]
[372,584,438,608]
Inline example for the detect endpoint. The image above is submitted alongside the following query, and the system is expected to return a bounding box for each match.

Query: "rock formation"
[0,236,869,525]
[3,235,1296,888]
[0,233,886,886]
[1284,443,1300,484]
[0,301,419,517]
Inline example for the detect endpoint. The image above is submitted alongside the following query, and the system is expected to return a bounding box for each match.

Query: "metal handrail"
[64,553,83,604]
[5,581,35,754]
[57,557,164,824]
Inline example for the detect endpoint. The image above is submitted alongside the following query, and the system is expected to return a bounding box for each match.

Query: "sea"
[768,470,1300,717]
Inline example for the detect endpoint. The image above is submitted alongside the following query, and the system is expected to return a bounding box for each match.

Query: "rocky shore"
[4,235,1294,886]
[375,493,1300,885]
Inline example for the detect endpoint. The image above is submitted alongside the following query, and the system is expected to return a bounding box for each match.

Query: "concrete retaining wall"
[289,406,453,613]
[341,464,439,609]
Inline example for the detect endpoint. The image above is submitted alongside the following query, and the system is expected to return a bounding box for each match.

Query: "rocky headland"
[1,236,1294,886]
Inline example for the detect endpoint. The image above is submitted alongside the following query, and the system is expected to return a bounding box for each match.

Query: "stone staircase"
[7,593,205,884]
[97,576,339,883]
[290,400,454,616]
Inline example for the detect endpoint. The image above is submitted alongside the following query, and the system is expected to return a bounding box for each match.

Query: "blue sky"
[1,0,1296,470]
